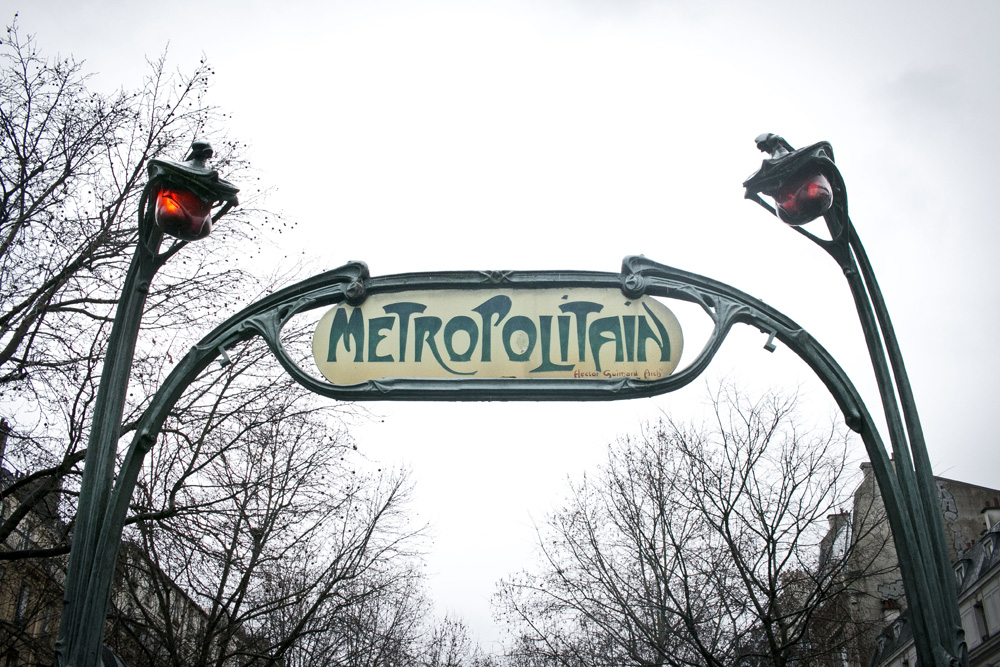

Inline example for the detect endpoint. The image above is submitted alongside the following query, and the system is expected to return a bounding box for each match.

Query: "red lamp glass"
[154,187,214,240]
[772,172,833,226]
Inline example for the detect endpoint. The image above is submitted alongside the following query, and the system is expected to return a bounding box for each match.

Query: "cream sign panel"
[312,288,683,384]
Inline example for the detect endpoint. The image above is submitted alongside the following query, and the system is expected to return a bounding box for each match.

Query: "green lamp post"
[52,132,961,667]
[55,142,238,667]
[744,134,967,667]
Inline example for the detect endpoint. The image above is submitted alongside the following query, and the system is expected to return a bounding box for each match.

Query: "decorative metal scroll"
[108,253,897,525]
[74,254,903,667]
[119,255,876,412]
[60,132,962,667]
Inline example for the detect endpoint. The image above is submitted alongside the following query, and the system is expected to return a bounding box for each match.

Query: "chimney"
[828,510,851,535]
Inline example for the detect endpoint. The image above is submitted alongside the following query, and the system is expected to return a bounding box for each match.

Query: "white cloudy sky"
[11,0,1000,649]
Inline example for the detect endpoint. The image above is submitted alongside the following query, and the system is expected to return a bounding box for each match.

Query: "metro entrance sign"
[122,254,876,412]
[312,286,683,385]
[57,135,968,667]
[58,256,949,666]
[223,255,863,404]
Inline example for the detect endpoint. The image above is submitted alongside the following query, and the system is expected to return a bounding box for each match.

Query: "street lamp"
[56,142,238,667]
[744,134,967,667]
[51,133,964,667]
[149,141,239,239]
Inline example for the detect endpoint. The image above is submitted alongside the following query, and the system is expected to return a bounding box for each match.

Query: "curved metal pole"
[846,223,964,666]
[56,143,239,667]
[55,262,369,667]
[56,189,165,667]
[817,225,949,666]
[744,135,967,667]
[73,257,938,667]
[804,175,964,667]
[627,257,941,666]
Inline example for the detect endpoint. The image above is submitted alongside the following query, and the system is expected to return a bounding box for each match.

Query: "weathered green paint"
[746,134,967,667]
[58,134,964,667]
[55,144,240,667]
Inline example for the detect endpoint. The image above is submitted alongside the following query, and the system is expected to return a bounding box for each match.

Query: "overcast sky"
[10,0,1000,650]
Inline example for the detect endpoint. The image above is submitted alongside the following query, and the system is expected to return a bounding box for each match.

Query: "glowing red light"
[773,172,833,226]
[154,187,214,240]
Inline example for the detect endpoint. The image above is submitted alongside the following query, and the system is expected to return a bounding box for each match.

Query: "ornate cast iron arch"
[72,255,929,652]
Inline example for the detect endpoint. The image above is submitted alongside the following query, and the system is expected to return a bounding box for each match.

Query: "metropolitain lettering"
[324,295,673,377]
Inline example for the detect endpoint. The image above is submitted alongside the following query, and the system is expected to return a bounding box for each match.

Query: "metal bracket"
[763,329,777,352]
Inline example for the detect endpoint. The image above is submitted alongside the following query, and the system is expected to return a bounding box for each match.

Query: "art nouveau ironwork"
[56,136,964,667]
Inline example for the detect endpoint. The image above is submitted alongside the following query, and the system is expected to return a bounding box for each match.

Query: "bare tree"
[92,339,423,667]
[0,16,270,561]
[308,565,430,667]
[0,19,430,667]
[419,614,497,667]
[496,385,885,667]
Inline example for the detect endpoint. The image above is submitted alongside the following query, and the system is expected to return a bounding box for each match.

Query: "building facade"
[824,463,1000,667]
[870,511,1000,667]
[0,420,232,667]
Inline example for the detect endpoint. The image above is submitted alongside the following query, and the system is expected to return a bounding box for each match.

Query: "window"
[974,601,990,642]
[41,606,54,634]
[962,605,983,648]
[985,586,1000,634]
[15,584,30,621]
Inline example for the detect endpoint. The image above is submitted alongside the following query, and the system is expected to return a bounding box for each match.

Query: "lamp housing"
[772,172,834,226]
[145,141,240,241]
[743,136,841,227]
[154,187,215,240]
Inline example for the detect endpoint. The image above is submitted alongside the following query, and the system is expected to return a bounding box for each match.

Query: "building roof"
[870,518,1000,666]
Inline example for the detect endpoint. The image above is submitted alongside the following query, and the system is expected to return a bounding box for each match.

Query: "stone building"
[822,462,1000,667]
[0,425,68,666]
[870,513,1000,667]
[0,418,234,666]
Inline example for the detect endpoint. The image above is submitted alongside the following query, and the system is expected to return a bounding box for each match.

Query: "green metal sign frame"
[105,255,951,666]
[56,135,967,667]
[59,254,948,667]
[125,255,875,408]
